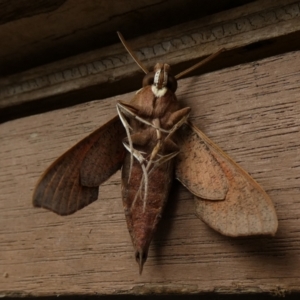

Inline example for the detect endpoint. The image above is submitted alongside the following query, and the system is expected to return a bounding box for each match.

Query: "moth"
[33,33,278,274]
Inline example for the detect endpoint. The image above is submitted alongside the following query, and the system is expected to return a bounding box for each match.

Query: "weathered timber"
[0,50,299,297]
[0,0,250,77]
[1,0,300,119]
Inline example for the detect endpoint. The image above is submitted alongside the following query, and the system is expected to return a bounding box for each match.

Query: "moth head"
[142,63,177,93]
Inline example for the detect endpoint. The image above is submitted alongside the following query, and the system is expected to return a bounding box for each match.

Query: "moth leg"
[123,130,154,199]
[145,118,179,178]
[117,103,159,208]
[146,118,180,170]
[165,107,191,141]
[141,150,179,211]
[118,100,139,115]
[166,107,191,128]
[117,101,169,133]
[149,118,162,160]
[131,150,179,212]
[136,119,162,211]
[130,118,165,211]
[122,142,149,210]
[138,109,188,198]
[117,103,189,211]
[117,104,135,182]
[125,131,152,147]
[146,117,180,175]
[148,151,179,171]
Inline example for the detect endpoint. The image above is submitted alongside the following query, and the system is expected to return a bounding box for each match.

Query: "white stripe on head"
[151,85,167,97]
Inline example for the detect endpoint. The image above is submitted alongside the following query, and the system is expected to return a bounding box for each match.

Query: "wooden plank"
[0,50,299,297]
[1,0,300,113]
[0,0,246,76]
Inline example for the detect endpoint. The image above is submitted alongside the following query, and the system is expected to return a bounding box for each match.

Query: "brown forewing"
[174,125,229,200]
[177,122,278,237]
[33,116,126,215]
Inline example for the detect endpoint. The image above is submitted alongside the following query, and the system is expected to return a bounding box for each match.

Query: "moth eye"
[168,75,178,93]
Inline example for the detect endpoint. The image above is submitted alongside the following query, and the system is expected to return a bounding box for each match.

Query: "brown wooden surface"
[0,49,299,297]
[0,0,252,77]
[1,0,300,116]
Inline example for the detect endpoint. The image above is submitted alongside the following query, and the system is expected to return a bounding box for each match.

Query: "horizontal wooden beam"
[0,49,299,297]
[0,0,248,77]
[0,0,300,116]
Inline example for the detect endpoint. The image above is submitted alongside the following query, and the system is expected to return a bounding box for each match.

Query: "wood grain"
[1,0,300,112]
[0,0,251,77]
[0,50,299,297]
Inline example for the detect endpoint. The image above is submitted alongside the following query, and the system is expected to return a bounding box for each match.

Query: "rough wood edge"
[0,0,299,109]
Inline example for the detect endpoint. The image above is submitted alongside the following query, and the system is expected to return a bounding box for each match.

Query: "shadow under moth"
[33,32,278,274]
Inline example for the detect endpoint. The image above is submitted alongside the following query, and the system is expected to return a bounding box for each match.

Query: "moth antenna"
[117,31,149,74]
[175,48,225,80]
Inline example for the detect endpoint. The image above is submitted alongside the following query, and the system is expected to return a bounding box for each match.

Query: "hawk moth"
[33,33,278,274]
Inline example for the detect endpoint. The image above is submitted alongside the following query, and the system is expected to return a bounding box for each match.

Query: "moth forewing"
[33,116,126,215]
[185,122,278,237]
[174,125,229,200]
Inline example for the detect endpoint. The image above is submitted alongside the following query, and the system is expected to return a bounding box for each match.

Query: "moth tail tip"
[135,250,148,275]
